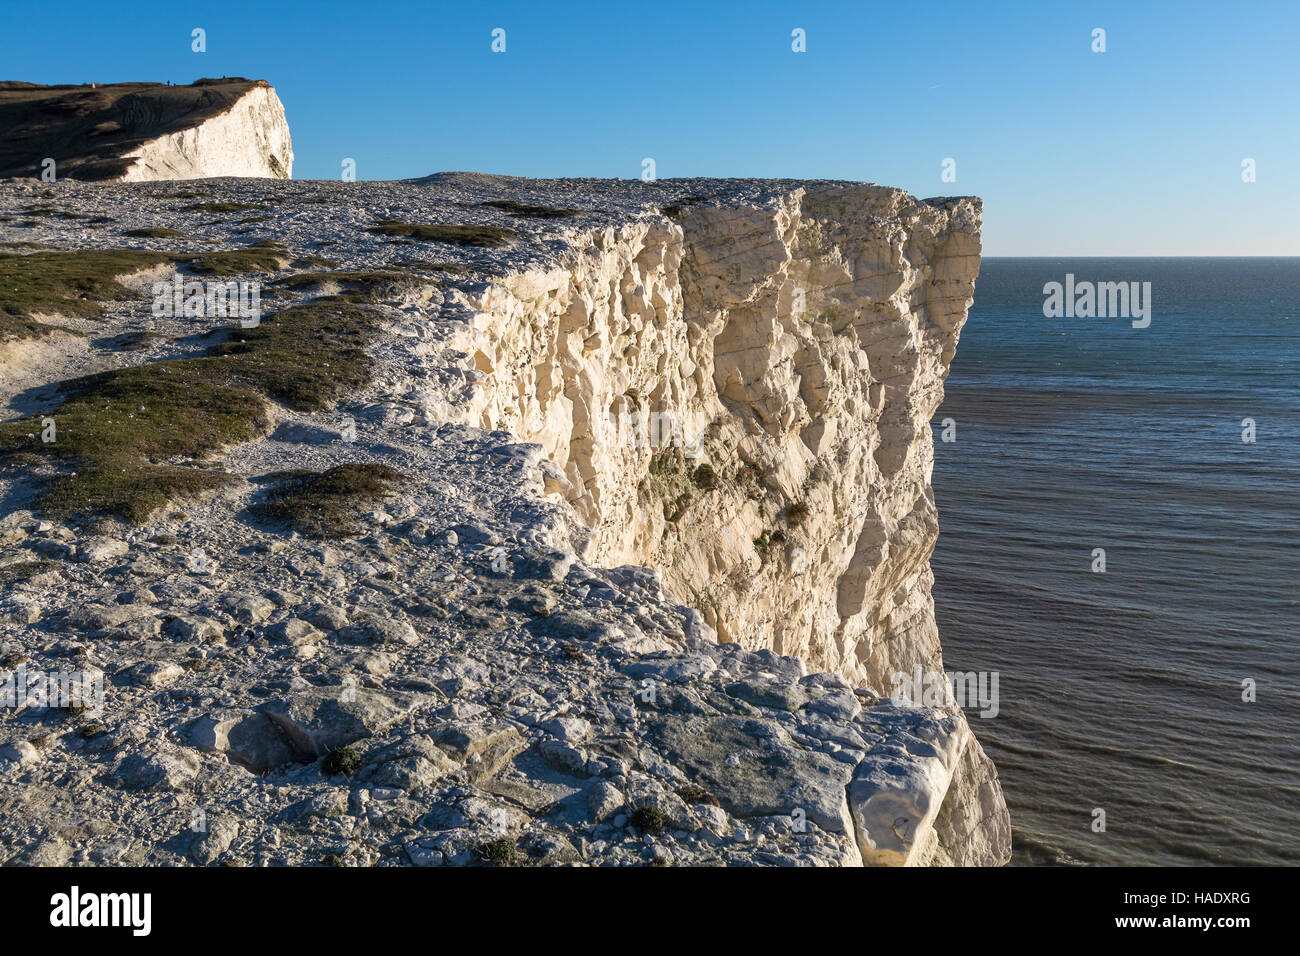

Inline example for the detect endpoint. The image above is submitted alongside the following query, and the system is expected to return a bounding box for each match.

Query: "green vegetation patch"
[645,448,701,523]
[0,248,170,342]
[690,463,718,491]
[0,361,267,523]
[367,220,516,247]
[177,245,288,275]
[320,746,362,776]
[251,463,407,538]
[630,805,666,833]
[124,227,184,239]
[675,783,721,807]
[476,838,523,866]
[179,201,268,214]
[272,270,419,301]
[752,528,786,563]
[0,559,57,586]
[0,296,377,523]
[479,199,575,219]
[207,297,373,408]
[171,240,335,276]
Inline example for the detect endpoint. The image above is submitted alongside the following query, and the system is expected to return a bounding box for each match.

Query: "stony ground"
[0,173,975,866]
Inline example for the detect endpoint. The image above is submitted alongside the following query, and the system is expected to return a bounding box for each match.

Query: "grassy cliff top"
[0,78,268,181]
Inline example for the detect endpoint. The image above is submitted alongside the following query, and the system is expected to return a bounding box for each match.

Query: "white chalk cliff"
[0,173,1009,867]
[116,85,293,182]
[423,181,1009,865]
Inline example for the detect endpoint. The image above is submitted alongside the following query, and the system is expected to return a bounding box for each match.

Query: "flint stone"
[115,748,201,791]
[68,603,155,632]
[587,780,625,822]
[220,593,275,623]
[302,603,350,630]
[512,548,575,582]
[725,679,808,712]
[645,714,854,834]
[540,716,592,743]
[191,818,239,863]
[338,618,419,646]
[191,710,299,773]
[431,722,525,781]
[804,687,863,722]
[0,739,41,767]
[622,655,717,684]
[264,686,421,759]
[166,615,224,642]
[78,537,128,564]
[268,617,325,646]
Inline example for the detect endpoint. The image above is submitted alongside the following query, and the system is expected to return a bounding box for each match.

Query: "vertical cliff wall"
[115,85,293,181]
[441,185,974,688]
[426,182,1009,864]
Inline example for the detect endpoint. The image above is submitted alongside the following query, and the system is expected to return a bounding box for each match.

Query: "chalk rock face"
[422,181,1006,866]
[444,184,979,693]
[116,85,293,181]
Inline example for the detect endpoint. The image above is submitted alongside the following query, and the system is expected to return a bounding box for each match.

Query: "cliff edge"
[0,174,1009,867]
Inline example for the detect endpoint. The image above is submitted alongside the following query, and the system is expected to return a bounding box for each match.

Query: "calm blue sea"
[932,257,1300,866]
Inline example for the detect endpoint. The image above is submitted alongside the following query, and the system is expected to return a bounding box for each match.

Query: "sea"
[931,257,1300,866]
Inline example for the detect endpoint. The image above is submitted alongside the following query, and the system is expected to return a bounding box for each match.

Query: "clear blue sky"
[3,0,1297,255]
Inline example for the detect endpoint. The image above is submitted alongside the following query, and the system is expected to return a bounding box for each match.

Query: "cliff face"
[448,186,975,691]
[423,181,1008,864]
[0,79,292,181]
[115,85,292,182]
[0,175,1008,867]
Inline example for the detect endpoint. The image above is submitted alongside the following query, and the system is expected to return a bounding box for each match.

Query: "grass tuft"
[675,783,721,807]
[124,227,184,239]
[0,559,57,585]
[272,270,421,301]
[179,201,267,214]
[478,199,575,219]
[251,464,407,538]
[630,805,666,833]
[690,463,718,491]
[367,220,516,247]
[320,746,362,776]
[476,837,523,866]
